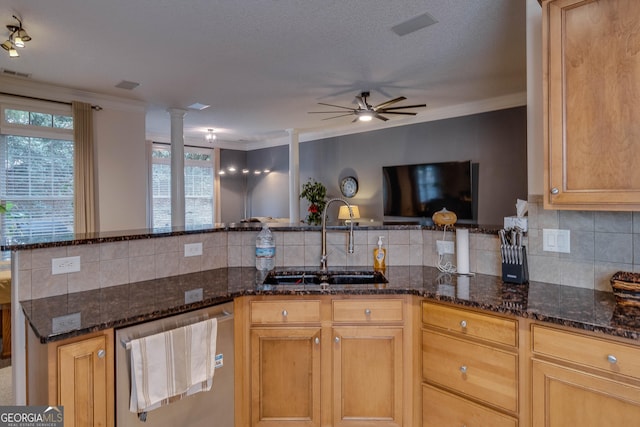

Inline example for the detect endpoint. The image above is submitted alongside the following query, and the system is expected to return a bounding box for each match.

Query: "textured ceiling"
[0,0,526,147]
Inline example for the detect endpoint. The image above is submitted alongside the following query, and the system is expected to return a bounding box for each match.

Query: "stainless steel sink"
[263,270,388,285]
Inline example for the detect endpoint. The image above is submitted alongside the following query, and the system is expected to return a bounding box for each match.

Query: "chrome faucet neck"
[320,198,355,272]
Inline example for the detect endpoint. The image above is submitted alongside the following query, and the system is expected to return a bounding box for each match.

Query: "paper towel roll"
[456,228,470,275]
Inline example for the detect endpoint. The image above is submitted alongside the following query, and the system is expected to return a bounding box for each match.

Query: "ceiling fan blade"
[317,102,355,111]
[373,96,407,110]
[321,113,355,121]
[374,114,389,122]
[377,111,418,116]
[380,104,427,110]
[308,110,356,114]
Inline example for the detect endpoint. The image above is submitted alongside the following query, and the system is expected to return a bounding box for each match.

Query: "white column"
[288,129,300,223]
[213,147,222,223]
[168,108,187,228]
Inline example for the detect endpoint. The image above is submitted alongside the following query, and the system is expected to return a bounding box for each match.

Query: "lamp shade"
[338,205,360,220]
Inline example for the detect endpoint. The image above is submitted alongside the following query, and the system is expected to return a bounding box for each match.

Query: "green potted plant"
[300,179,326,226]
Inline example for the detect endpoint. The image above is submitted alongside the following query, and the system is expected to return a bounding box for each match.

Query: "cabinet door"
[332,327,403,427]
[58,334,112,427]
[532,359,640,427]
[543,0,640,209]
[250,327,321,427]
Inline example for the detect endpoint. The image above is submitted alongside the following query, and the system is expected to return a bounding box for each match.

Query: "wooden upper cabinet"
[543,0,640,209]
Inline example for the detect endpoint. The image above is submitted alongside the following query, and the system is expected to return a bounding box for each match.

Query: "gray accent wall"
[241,106,527,225]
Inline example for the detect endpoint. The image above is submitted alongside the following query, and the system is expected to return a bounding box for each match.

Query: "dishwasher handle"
[120,309,233,349]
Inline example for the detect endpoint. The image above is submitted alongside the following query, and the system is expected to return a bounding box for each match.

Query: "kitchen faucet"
[320,197,355,273]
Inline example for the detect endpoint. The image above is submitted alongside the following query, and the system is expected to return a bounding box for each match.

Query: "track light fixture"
[2,15,31,58]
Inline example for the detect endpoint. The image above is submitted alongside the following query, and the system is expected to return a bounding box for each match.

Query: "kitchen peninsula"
[5,224,640,427]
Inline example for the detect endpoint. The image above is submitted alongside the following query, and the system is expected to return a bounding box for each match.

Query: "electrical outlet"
[52,256,81,275]
[184,242,203,257]
[436,240,455,255]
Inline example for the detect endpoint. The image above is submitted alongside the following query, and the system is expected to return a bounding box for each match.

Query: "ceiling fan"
[308,91,426,123]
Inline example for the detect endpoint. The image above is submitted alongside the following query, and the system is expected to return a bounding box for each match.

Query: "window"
[0,105,74,241]
[150,144,214,228]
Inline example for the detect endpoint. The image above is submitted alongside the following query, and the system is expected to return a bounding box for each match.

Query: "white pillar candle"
[456,228,470,275]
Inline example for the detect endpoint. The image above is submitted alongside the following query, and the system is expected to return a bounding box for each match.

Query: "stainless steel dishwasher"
[115,301,234,427]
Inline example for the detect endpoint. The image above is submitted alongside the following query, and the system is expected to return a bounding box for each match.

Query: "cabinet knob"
[607,354,617,364]
[97,349,106,359]
[282,309,288,317]
[550,187,559,195]
[315,337,320,345]
[460,320,467,328]
[459,365,467,374]
[364,308,371,316]
[335,336,340,343]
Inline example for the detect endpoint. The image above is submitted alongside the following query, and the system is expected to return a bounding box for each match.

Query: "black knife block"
[501,247,529,284]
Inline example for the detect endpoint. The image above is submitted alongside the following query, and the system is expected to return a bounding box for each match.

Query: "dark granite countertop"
[2,223,502,251]
[22,266,639,344]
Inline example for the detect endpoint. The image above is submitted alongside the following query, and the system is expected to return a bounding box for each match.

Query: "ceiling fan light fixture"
[8,47,19,57]
[358,112,373,122]
[1,40,12,51]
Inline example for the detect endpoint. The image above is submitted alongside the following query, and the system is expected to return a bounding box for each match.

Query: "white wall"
[94,106,147,230]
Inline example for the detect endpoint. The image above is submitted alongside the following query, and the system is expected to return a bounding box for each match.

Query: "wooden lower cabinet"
[531,324,640,427]
[421,302,519,426]
[250,327,322,427]
[531,360,640,427]
[236,295,413,427]
[27,328,114,427]
[423,384,517,427]
[332,326,403,427]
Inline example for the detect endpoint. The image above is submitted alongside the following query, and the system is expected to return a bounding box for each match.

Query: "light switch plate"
[543,229,570,253]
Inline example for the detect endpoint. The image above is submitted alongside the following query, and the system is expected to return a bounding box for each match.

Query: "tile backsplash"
[17,195,637,300]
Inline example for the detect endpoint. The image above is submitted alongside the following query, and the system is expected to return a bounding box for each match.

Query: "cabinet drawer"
[423,384,517,427]
[532,325,640,380]
[332,299,403,323]
[422,302,517,347]
[250,300,321,324]
[423,330,518,412]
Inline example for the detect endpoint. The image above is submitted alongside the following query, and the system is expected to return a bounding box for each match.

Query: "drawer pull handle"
[282,309,288,317]
[459,365,467,374]
[335,336,340,343]
[607,354,618,364]
[315,337,320,345]
[550,187,559,195]
[460,320,467,328]
[364,308,371,316]
[97,349,106,359]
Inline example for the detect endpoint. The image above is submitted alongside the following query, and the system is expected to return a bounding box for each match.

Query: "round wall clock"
[340,176,358,198]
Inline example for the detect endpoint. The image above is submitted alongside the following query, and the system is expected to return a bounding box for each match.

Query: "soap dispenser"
[373,236,386,272]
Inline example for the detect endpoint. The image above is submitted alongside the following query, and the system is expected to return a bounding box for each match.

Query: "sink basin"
[263,270,388,286]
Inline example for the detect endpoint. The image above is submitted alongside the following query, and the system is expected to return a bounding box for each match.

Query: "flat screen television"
[383,160,476,222]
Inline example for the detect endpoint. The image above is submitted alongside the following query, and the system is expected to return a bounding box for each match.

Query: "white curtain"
[72,101,96,233]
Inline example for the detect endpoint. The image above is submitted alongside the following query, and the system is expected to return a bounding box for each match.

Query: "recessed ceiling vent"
[391,12,438,36]
[115,80,140,90]
[1,68,31,78]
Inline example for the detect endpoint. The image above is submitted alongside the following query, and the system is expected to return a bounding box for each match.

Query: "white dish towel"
[129,317,218,414]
